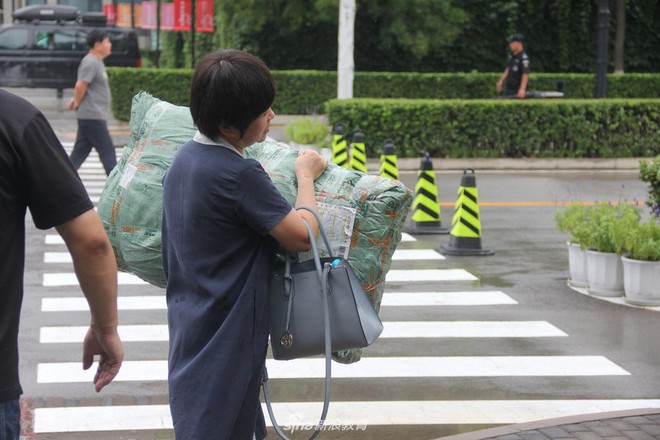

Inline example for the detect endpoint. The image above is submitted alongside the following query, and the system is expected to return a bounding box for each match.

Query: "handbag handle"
[295,204,333,257]
[263,206,333,440]
[281,206,332,341]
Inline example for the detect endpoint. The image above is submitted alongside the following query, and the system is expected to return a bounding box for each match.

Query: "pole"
[595,0,610,98]
[190,0,195,69]
[156,0,161,67]
[337,0,355,99]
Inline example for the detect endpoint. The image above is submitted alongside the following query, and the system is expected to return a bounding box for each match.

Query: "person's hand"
[82,325,124,392]
[496,81,503,93]
[295,149,327,181]
[516,89,527,99]
[68,98,77,110]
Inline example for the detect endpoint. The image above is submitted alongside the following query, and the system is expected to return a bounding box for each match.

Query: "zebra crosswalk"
[23,151,660,438]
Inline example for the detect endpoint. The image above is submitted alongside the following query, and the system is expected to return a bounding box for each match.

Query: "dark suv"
[0,5,140,94]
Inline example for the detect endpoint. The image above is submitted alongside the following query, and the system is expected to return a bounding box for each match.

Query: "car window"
[106,31,127,52]
[36,30,86,51]
[0,28,29,50]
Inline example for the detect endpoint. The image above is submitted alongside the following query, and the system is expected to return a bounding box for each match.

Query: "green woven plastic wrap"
[98,92,412,363]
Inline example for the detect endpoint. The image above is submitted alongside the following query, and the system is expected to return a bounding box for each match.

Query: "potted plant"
[639,155,660,219]
[554,203,590,287]
[612,218,660,306]
[572,203,640,297]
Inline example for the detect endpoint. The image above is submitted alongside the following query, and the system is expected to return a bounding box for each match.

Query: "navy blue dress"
[162,135,292,439]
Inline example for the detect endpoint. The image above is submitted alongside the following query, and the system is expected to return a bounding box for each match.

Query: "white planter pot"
[586,250,624,297]
[566,242,588,288]
[622,257,660,306]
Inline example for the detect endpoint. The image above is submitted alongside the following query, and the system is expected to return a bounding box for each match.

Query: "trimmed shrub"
[324,98,660,158]
[107,68,660,121]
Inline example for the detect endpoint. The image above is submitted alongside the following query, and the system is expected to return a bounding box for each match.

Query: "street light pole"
[337,0,355,99]
[595,0,610,98]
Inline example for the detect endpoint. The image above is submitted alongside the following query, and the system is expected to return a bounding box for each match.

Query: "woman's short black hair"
[189,49,275,140]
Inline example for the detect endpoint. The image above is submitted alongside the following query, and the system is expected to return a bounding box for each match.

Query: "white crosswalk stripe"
[40,291,518,311]
[37,356,629,383]
[39,321,567,343]
[33,400,660,433]
[28,154,647,437]
[43,272,149,286]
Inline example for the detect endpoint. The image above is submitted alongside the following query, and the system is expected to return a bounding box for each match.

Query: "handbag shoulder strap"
[263,210,333,440]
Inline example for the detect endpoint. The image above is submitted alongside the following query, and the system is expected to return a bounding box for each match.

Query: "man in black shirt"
[496,33,531,98]
[0,90,123,439]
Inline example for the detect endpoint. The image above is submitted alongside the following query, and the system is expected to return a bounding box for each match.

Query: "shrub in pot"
[572,203,640,297]
[639,155,660,219]
[612,218,660,306]
[554,203,590,287]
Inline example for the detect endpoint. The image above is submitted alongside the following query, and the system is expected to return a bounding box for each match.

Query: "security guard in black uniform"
[496,33,530,98]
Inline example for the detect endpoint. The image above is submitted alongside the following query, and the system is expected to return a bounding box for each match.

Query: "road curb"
[434,408,660,440]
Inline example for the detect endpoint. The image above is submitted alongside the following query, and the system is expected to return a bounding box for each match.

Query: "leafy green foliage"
[639,156,660,218]
[554,203,590,244]
[283,117,330,147]
[325,98,660,158]
[570,203,640,254]
[612,218,660,261]
[107,67,660,120]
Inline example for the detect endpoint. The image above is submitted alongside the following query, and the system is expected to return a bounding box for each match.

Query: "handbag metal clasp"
[280,331,293,348]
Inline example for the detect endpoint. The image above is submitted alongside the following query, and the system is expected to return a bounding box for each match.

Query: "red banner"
[114,3,142,28]
[140,1,157,30]
[116,3,132,27]
[103,4,115,25]
[160,3,174,30]
[173,0,191,31]
[196,0,214,32]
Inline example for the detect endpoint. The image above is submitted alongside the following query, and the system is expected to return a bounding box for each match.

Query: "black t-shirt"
[0,90,93,402]
[505,50,531,95]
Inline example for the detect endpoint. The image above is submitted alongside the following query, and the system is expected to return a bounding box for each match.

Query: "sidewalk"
[436,408,660,440]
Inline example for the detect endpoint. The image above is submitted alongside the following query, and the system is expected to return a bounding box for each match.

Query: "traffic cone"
[438,169,494,256]
[379,139,399,180]
[349,129,368,173]
[331,123,349,168]
[404,152,449,234]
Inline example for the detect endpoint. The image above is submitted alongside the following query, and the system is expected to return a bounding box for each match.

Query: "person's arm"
[55,209,123,392]
[496,68,509,93]
[68,80,88,110]
[517,72,529,98]
[270,150,327,251]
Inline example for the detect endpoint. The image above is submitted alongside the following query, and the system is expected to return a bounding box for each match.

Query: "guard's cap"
[507,33,525,43]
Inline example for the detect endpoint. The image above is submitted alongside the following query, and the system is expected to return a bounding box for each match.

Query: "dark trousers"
[0,398,20,440]
[69,119,117,176]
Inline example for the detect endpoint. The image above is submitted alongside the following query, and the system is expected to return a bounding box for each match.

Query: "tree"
[614,0,626,74]
[354,0,467,71]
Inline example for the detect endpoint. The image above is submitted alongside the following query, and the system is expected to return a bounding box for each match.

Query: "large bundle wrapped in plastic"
[98,92,412,363]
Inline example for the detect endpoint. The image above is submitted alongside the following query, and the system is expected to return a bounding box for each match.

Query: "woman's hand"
[295,150,327,182]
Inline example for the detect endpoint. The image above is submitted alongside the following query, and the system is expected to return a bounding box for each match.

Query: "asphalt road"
[18,154,660,440]
[10,87,660,440]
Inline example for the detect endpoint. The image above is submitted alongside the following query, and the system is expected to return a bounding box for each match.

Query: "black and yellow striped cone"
[379,139,399,180]
[404,153,449,234]
[439,169,494,256]
[331,123,349,168]
[349,129,368,172]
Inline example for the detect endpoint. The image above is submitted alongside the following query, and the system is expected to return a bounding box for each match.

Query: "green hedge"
[325,98,660,158]
[107,68,660,121]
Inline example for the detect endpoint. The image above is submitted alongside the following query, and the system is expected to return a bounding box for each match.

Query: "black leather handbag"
[263,205,383,439]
